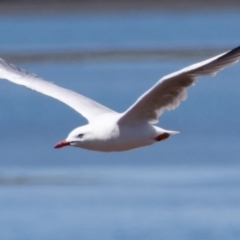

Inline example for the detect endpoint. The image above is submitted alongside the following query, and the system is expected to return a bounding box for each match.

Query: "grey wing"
[120,46,240,124]
[0,58,115,122]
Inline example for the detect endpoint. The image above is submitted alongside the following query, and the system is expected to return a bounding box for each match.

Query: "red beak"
[54,140,70,149]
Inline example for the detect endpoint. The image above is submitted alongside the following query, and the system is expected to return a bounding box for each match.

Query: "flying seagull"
[0,46,240,151]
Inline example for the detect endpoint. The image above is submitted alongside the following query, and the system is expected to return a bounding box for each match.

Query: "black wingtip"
[216,46,240,62]
[227,46,240,54]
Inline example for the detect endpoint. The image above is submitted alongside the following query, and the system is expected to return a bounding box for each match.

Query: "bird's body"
[61,112,176,151]
[0,46,240,152]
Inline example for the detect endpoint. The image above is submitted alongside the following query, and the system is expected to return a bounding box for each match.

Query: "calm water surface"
[0,10,240,240]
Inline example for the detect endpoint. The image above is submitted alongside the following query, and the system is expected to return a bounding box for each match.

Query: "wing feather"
[0,58,115,122]
[120,46,240,124]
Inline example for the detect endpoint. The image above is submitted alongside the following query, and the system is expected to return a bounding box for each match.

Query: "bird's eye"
[77,134,84,138]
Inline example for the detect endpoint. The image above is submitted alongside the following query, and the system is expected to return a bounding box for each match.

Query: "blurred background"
[0,1,240,240]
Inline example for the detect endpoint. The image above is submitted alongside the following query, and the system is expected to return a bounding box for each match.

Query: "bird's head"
[54,125,91,149]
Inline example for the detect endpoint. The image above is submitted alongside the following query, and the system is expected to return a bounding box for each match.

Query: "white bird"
[0,47,240,152]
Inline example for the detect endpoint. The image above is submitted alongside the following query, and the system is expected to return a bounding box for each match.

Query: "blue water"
[0,10,240,52]
[0,9,240,240]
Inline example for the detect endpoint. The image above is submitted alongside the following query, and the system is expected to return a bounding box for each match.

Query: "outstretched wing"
[0,58,115,122]
[120,46,240,124]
